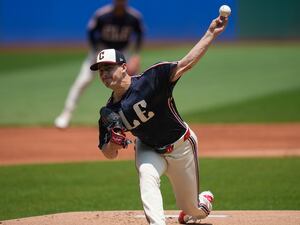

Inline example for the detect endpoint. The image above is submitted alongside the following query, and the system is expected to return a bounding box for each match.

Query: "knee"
[78,74,93,87]
[138,164,161,185]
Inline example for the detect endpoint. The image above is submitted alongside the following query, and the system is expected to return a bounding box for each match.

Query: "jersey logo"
[102,25,132,42]
[119,100,155,130]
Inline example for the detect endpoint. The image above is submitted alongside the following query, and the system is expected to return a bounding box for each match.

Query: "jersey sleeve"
[132,15,144,51]
[87,11,102,50]
[128,7,144,50]
[149,62,178,89]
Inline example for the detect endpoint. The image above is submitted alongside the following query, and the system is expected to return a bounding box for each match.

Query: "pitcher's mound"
[1,210,300,225]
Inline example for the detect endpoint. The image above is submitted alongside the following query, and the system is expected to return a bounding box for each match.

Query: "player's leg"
[54,53,95,129]
[165,130,212,222]
[135,138,167,225]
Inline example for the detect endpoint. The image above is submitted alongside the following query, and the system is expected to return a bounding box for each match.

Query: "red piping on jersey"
[168,97,185,128]
[142,61,177,74]
[183,128,191,141]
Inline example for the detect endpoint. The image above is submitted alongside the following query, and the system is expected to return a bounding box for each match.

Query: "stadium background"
[1,0,299,43]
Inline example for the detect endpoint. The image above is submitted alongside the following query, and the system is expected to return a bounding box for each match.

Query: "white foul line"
[134,214,229,218]
[208,215,229,218]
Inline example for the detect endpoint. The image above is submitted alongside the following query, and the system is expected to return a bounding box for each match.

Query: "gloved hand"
[100,107,132,148]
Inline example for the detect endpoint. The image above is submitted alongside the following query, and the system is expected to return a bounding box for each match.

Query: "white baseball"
[219,5,231,17]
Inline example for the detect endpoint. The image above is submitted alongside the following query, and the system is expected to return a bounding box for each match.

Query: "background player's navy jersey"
[99,62,187,150]
[88,5,143,51]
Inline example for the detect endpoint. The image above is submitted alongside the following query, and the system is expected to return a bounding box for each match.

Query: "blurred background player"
[54,0,144,129]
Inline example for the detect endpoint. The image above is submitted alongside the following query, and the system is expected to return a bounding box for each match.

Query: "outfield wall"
[0,0,299,44]
[238,0,300,39]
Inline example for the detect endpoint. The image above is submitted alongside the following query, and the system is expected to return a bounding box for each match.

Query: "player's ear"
[121,63,127,73]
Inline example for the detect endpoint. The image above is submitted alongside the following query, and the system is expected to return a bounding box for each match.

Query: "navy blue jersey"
[98,62,187,150]
[88,5,144,51]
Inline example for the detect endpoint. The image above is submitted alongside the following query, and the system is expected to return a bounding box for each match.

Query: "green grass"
[184,87,300,122]
[0,158,299,220]
[0,43,300,125]
[0,50,85,73]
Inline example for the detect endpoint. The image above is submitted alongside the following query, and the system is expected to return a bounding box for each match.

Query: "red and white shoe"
[198,191,214,217]
[178,210,190,224]
[178,191,214,224]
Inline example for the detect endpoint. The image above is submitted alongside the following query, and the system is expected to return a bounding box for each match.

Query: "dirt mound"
[1,210,300,225]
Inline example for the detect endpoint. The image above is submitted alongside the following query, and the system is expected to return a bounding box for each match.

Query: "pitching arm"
[171,16,228,82]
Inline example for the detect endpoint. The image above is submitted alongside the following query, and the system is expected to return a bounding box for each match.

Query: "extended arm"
[171,16,228,82]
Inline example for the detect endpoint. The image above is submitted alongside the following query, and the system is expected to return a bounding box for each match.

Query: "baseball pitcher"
[92,15,228,225]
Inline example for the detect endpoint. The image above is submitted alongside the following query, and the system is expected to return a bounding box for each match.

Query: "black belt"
[155,128,191,154]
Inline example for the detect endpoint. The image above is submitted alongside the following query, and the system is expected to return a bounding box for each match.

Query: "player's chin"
[102,79,113,87]
[105,82,119,90]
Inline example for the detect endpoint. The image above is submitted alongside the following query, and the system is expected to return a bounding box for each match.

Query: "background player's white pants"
[54,52,96,128]
[63,53,95,115]
[135,128,207,225]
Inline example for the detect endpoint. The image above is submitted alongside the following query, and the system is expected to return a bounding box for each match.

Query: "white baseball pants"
[135,128,207,225]
[62,52,96,115]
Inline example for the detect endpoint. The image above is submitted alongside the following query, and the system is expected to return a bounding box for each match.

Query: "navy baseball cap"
[90,49,126,71]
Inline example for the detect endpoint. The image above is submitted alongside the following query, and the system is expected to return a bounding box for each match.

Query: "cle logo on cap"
[98,51,105,61]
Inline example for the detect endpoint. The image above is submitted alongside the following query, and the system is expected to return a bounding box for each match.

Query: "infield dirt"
[0,123,300,165]
[1,210,300,225]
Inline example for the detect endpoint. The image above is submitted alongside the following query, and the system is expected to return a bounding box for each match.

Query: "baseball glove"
[100,107,132,148]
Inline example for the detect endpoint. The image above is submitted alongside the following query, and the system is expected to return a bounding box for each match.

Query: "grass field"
[0,158,299,220]
[0,43,300,221]
[0,43,300,125]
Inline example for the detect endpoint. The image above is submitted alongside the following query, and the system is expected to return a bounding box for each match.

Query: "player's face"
[98,64,124,88]
[114,0,127,8]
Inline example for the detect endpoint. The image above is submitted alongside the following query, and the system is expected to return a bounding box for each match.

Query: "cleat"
[199,190,214,215]
[178,210,187,224]
[200,191,214,203]
[54,112,71,129]
[178,191,214,224]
